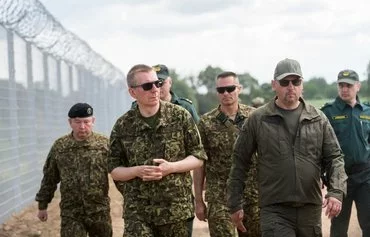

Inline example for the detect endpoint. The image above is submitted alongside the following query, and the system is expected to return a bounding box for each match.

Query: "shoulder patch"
[320,101,333,110]
[179,97,193,104]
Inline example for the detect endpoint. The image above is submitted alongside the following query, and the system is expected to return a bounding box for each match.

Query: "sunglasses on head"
[131,80,163,91]
[278,78,302,87]
[216,85,237,94]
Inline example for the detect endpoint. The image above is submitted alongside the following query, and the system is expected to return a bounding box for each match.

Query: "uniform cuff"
[325,189,344,202]
[38,202,48,210]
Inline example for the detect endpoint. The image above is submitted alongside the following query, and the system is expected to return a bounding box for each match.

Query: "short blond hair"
[127,64,153,87]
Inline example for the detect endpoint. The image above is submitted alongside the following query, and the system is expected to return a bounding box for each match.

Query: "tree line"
[169,62,370,115]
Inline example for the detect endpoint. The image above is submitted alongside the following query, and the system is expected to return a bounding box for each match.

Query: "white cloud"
[39,0,370,84]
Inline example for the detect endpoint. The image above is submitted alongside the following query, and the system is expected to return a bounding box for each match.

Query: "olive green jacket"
[228,98,347,213]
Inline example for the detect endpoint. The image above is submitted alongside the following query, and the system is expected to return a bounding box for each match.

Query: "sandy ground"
[0,177,361,237]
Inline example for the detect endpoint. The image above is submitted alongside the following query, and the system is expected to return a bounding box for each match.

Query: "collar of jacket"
[264,97,320,122]
[170,91,179,104]
[334,96,364,111]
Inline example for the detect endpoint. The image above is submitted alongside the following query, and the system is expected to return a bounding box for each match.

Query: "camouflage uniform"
[108,101,207,237]
[35,132,112,237]
[198,104,260,237]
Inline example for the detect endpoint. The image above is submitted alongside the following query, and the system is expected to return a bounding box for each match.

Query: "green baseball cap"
[152,64,169,80]
[337,69,359,84]
[274,58,303,80]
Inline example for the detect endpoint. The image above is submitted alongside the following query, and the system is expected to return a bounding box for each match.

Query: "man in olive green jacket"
[228,58,347,237]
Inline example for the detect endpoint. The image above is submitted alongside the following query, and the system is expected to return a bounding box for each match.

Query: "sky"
[39,0,370,84]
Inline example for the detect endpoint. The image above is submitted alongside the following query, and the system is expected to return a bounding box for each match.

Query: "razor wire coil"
[0,0,124,81]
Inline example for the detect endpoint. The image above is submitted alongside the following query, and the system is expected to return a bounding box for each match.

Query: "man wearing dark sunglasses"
[228,58,347,237]
[129,64,200,236]
[194,71,260,237]
[321,69,370,237]
[108,64,207,237]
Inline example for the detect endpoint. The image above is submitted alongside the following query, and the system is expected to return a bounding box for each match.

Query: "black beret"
[68,103,93,118]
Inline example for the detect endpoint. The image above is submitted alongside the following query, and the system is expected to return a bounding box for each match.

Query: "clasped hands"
[139,158,173,181]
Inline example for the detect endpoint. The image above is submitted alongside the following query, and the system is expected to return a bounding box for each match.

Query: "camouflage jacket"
[228,98,347,213]
[35,132,110,217]
[198,104,258,204]
[108,101,207,225]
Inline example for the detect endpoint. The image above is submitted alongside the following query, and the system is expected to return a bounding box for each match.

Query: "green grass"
[306,98,334,108]
[307,96,370,109]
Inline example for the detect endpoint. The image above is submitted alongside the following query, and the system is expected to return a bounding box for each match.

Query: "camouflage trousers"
[124,218,188,237]
[208,202,261,237]
[60,212,112,237]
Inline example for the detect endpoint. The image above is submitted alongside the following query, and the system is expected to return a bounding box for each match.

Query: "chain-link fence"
[0,0,131,224]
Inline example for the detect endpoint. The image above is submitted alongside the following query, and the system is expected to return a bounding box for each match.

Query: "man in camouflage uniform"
[228,58,347,237]
[35,103,112,237]
[127,64,200,236]
[108,64,207,237]
[127,64,199,237]
[193,71,260,237]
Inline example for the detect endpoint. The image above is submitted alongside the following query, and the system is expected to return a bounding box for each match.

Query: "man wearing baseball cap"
[228,58,347,236]
[322,69,370,237]
[35,103,112,237]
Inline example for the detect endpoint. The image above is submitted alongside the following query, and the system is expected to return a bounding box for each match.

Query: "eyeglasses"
[216,85,237,94]
[278,78,302,87]
[131,80,163,91]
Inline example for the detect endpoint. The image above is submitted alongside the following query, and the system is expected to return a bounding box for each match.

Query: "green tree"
[169,69,199,109]
[303,77,328,99]
[197,65,223,92]
[366,61,370,96]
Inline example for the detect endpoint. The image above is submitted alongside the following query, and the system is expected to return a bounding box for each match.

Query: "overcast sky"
[40,0,370,84]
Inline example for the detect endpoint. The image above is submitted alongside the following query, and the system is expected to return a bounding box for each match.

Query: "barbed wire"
[0,0,125,82]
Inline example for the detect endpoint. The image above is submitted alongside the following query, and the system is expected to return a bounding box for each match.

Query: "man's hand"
[137,165,163,181]
[230,209,247,233]
[37,209,48,222]
[195,200,207,221]
[153,158,174,177]
[322,196,342,219]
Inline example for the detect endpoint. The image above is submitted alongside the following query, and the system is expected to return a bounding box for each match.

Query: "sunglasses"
[131,80,163,91]
[278,78,302,87]
[216,85,237,94]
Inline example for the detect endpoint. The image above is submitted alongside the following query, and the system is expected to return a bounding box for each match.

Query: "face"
[69,116,95,141]
[159,77,172,101]
[216,76,241,106]
[272,75,303,107]
[338,82,360,104]
[129,70,161,107]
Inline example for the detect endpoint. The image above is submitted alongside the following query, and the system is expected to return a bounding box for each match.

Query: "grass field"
[307,97,370,109]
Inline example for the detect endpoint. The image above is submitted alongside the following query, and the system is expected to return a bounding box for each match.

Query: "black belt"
[347,160,370,175]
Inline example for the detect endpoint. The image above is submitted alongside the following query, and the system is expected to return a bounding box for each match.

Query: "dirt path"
[0,178,361,237]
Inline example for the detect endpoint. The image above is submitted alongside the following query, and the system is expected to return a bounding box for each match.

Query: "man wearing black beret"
[35,103,112,237]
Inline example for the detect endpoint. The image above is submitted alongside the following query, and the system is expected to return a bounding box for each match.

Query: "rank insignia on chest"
[360,115,370,120]
[332,115,347,120]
